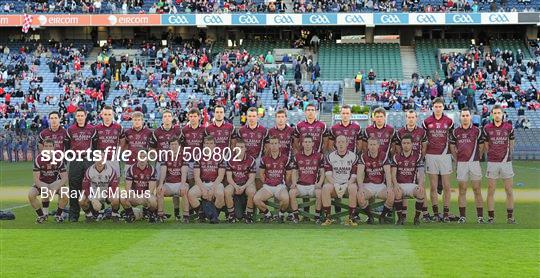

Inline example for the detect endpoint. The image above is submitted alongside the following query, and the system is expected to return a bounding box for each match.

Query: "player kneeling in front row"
[290,135,325,224]
[357,138,394,224]
[391,134,426,225]
[121,150,158,223]
[28,139,69,223]
[188,136,226,223]
[253,136,293,223]
[79,151,121,222]
[321,135,359,226]
[224,139,257,223]
[157,138,190,222]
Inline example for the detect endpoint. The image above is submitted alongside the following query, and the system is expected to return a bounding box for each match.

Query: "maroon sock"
[362,206,373,218]
[56,208,63,216]
[459,207,466,217]
[394,202,403,218]
[381,205,391,218]
[443,206,449,218]
[476,207,483,218]
[323,206,331,218]
[293,210,299,220]
[507,209,513,219]
[125,207,134,215]
[42,201,50,209]
[402,206,408,218]
[35,208,44,217]
[432,205,439,215]
[348,207,356,219]
[488,210,495,218]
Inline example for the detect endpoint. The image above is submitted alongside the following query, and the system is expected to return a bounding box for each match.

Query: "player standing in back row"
[423,98,454,222]
[361,107,395,158]
[234,107,268,172]
[95,106,123,176]
[293,103,328,154]
[482,105,516,224]
[328,105,362,153]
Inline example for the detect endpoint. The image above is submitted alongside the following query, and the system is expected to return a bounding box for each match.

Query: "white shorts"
[202,182,224,191]
[457,161,482,181]
[263,184,287,198]
[296,184,316,198]
[331,183,348,199]
[363,183,387,197]
[486,162,514,179]
[425,154,453,175]
[399,183,419,198]
[108,160,121,177]
[34,179,63,192]
[162,182,188,196]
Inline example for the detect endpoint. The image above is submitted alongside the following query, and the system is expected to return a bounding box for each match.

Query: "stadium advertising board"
[0,12,531,27]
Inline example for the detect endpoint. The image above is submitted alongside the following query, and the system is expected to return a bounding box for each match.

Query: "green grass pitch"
[1,161,539,277]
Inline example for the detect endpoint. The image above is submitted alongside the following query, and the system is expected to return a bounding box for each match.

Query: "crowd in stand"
[0,0,537,14]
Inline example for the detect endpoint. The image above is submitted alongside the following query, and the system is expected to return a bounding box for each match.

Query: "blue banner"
[161,14,196,25]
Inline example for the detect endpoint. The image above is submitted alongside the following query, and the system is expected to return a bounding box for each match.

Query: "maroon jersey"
[450,125,484,162]
[260,153,293,186]
[151,125,181,161]
[126,164,157,193]
[122,127,153,165]
[267,125,295,156]
[195,158,225,183]
[235,124,268,159]
[66,124,96,151]
[226,154,256,185]
[394,126,427,154]
[482,122,515,162]
[359,151,389,184]
[205,121,235,153]
[293,120,327,152]
[33,154,66,184]
[362,124,395,157]
[293,151,324,185]
[163,152,185,183]
[422,113,454,155]
[39,127,67,151]
[95,123,123,159]
[181,124,205,161]
[329,121,361,152]
[391,151,421,184]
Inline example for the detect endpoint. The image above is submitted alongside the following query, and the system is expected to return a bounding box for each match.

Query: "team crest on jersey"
[428,124,434,128]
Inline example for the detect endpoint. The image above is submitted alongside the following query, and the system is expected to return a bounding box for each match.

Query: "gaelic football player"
[205,104,235,155]
[95,105,123,175]
[360,107,395,158]
[37,111,67,216]
[121,111,153,176]
[151,110,182,218]
[79,150,120,222]
[266,109,295,157]
[65,108,96,222]
[357,137,394,224]
[181,108,206,180]
[422,97,454,222]
[327,105,361,153]
[289,135,325,224]
[482,105,516,224]
[253,136,293,223]
[38,111,67,151]
[391,134,426,225]
[157,138,189,222]
[28,139,68,223]
[293,103,328,154]
[233,107,268,172]
[449,108,485,224]
[121,150,158,223]
[321,135,359,226]
[394,109,429,221]
[188,136,226,223]
[224,139,257,223]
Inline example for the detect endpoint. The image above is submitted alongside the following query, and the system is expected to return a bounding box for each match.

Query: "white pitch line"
[1,204,29,211]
